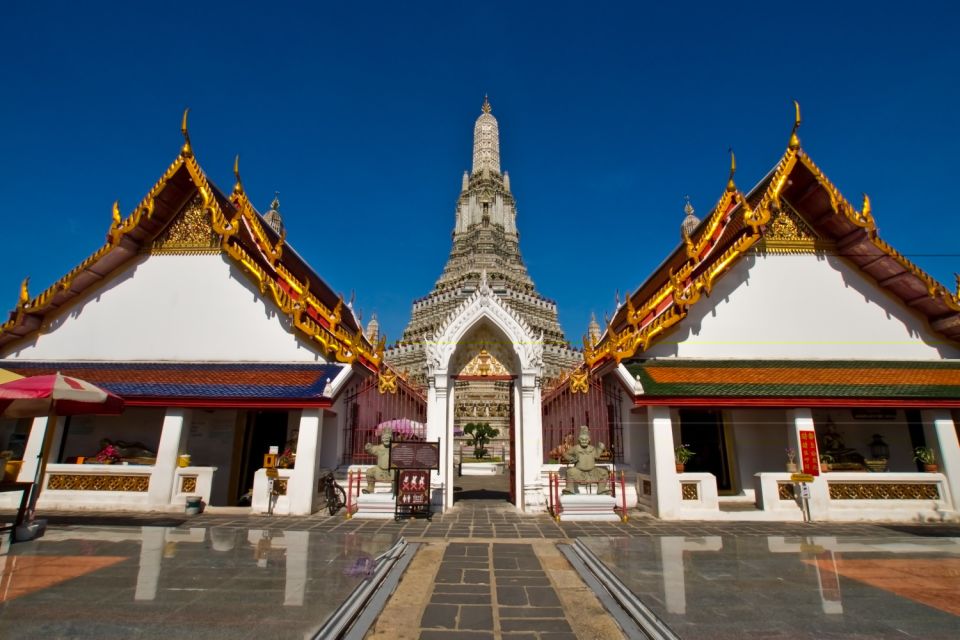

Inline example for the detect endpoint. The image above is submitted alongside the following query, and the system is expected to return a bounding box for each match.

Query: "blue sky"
[1,1,958,347]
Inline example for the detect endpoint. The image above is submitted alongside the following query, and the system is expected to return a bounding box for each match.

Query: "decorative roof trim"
[1,113,385,370]
[587,106,960,369]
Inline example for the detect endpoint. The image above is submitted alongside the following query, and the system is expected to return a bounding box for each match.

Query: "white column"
[519,371,542,512]
[649,406,681,518]
[789,408,828,519]
[922,410,960,509]
[288,409,323,515]
[149,408,190,506]
[427,372,450,509]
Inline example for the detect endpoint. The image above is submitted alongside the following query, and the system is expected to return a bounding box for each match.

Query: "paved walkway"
[5,477,960,639]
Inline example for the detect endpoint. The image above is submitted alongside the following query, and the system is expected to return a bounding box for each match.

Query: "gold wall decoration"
[151,195,219,253]
[828,482,940,500]
[681,482,699,500]
[569,370,589,394]
[47,474,150,492]
[275,479,288,495]
[180,476,197,493]
[378,369,398,394]
[778,482,796,500]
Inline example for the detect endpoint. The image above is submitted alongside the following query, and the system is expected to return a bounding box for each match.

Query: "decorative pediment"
[756,198,827,254]
[426,275,542,375]
[151,194,219,254]
[459,348,510,377]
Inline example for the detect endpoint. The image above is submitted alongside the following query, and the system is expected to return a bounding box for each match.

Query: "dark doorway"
[235,410,288,504]
[679,409,733,492]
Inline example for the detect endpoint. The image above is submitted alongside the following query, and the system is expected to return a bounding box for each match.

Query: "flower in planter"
[94,443,121,464]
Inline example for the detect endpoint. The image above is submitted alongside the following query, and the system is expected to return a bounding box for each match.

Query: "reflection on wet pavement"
[0,526,398,639]
[580,535,960,639]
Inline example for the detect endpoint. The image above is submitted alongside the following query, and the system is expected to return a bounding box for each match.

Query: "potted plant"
[674,444,694,473]
[463,422,500,460]
[914,446,938,472]
[819,453,834,472]
[785,448,798,473]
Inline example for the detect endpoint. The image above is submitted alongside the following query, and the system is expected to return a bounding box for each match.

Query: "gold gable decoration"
[378,369,398,394]
[460,348,509,377]
[150,194,220,254]
[569,370,588,394]
[756,197,828,254]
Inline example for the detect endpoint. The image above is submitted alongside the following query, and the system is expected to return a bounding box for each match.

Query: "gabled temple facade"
[0,113,423,515]
[2,103,958,522]
[557,107,960,521]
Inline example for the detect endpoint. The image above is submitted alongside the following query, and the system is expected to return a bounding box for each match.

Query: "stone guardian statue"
[563,426,610,494]
[363,428,395,494]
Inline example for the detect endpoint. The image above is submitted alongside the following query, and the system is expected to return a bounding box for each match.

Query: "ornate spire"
[365,312,380,344]
[588,312,601,347]
[263,191,284,235]
[472,96,501,175]
[681,195,701,237]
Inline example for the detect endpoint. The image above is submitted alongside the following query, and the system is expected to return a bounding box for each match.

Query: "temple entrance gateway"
[424,283,544,512]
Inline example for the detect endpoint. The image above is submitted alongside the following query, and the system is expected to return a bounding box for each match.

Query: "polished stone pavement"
[3,480,960,639]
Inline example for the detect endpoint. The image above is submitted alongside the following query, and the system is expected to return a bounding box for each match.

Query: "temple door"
[508,380,516,505]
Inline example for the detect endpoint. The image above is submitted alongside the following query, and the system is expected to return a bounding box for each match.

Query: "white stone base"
[353,492,396,519]
[460,462,504,476]
[559,494,620,521]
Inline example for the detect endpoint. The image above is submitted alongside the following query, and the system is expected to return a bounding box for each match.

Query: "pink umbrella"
[0,372,124,419]
[0,372,124,527]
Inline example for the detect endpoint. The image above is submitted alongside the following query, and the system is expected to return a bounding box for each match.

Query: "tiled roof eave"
[632,395,960,408]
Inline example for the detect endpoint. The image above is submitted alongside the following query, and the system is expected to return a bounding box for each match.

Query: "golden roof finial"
[180,108,193,157]
[270,191,280,211]
[727,148,737,192]
[862,193,871,219]
[232,154,244,196]
[482,94,492,114]
[788,100,801,150]
[18,277,29,306]
[111,200,121,226]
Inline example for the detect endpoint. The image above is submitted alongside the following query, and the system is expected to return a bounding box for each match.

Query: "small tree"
[464,422,500,460]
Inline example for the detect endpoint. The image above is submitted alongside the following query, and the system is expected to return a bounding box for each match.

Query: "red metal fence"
[340,372,427,465]
[541,375,623,463]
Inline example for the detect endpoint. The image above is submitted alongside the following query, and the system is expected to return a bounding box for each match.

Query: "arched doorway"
[449,324,519,503]
[424,282,544,512]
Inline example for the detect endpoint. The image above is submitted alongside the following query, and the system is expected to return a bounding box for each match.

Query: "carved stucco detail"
[426,280,542,375]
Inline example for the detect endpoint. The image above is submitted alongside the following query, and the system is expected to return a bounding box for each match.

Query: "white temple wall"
[186,409,241,505]
[627,407,651,475]
[642,254,960,360]
[3,254,330,362]
[728,409,789,487]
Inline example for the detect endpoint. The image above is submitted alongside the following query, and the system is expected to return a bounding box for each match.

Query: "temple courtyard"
[3,476,959,639]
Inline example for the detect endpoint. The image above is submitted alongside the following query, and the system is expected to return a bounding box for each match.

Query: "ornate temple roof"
[0,111,383,370]
[625,359,960,406]
[0,360,343,406]
[584,104,960,370]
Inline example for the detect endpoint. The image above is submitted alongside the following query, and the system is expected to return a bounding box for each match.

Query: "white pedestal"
[353,492,396,519]
[460,462,504,476]
[559,494,620,521]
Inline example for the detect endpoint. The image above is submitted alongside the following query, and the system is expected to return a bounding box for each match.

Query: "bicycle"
[318,470,347,516]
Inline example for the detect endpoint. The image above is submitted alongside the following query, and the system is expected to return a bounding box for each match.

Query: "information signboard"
[389,440,440,520]
[389,440,441,470]
[799,429,820,476]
